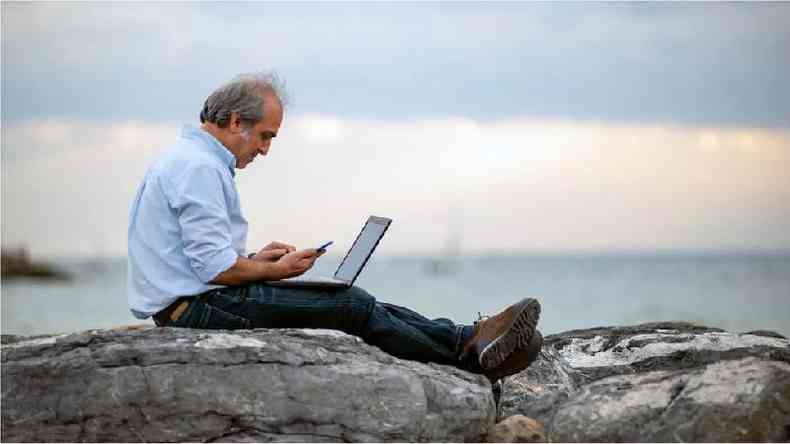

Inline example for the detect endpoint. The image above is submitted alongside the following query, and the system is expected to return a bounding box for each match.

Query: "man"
[127,72,543,382]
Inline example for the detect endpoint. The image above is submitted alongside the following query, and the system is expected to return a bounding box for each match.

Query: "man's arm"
[165,164,320,287]
[210,248,322,286]
[167,165,239,285]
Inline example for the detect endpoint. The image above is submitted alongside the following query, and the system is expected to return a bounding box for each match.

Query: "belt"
[153,297,192,327]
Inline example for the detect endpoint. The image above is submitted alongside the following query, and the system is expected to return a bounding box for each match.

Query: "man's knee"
[341,285,375,309]
[337,286,376,334]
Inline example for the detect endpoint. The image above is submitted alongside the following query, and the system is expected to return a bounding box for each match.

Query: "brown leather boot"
[485,330,543,383]
[460,298,541,371]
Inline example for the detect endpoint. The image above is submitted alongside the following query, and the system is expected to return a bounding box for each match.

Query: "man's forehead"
[261,95,283,118]
[255,97,282,135]
[262,89,283,109]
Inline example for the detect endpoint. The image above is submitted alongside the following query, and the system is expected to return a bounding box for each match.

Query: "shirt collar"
[181,124,237,176]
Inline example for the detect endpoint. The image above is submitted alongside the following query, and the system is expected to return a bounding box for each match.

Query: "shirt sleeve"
[165,164,239,283]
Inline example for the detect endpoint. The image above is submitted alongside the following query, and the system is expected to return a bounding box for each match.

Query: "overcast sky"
[2,2,789,258]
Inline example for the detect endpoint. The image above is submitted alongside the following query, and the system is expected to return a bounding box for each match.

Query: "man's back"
[127,125,247,318]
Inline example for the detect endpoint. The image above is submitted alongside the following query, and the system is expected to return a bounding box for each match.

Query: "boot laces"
[460,311,491,362]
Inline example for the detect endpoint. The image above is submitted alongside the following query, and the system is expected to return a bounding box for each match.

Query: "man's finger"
[295,248,319,258]
[299,256,318,270]
[269,241,296,252]
[258,249,288,260]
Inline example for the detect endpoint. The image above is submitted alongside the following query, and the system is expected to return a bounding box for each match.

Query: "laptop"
[265,215,392,289]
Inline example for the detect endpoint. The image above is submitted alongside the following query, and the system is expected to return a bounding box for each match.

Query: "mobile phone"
[316,241,333,253]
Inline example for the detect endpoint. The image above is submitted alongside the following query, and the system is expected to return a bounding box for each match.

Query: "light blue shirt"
[127,125,248,318]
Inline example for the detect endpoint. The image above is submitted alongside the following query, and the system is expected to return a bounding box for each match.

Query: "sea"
[2,253,789,338]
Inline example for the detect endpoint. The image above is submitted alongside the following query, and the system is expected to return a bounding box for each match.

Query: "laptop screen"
[334,216,391,283]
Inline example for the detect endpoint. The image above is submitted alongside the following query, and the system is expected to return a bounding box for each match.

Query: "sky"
[2,2,789,258]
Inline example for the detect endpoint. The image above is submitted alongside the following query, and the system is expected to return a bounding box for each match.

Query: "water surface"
[2,253,788,338]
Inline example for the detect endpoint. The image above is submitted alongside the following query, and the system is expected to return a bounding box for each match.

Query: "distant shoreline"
[1,248,71,281]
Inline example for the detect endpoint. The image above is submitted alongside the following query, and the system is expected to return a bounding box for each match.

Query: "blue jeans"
[161,283,479,373]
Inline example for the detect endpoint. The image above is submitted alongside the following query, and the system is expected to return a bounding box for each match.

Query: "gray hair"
[199,71,288,128]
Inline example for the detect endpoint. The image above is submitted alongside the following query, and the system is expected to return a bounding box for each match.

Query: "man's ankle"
[458,324,483,373]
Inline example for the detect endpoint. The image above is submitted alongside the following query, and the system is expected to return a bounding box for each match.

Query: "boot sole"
[485,330,544,383]
[478,298,541,370]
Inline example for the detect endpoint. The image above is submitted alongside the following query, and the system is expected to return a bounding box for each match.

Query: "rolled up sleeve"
[166,164,239,283]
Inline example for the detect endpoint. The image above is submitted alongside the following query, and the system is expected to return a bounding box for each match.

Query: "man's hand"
[210,245,324,286]
[273,248,324,279]
[249,241,296,262]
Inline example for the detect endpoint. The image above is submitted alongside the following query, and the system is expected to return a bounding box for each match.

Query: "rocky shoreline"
[500,322,790,442]
[2,322,789,442]
[1,248,70,281]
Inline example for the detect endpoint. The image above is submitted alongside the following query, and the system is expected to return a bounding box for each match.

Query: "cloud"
[3,115,789,258]
[1,120,175,257]
[2,2,788,126]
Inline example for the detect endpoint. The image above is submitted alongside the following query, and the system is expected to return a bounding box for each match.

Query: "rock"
[500,322,790,442]
[488,415,546,443]
[6,321,789,442]
[2,327,495,442]
[743,330,788,340]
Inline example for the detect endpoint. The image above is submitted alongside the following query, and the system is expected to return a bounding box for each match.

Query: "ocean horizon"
[2,251,789,339]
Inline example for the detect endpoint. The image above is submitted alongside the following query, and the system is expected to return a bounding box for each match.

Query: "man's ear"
[228,112,242,134]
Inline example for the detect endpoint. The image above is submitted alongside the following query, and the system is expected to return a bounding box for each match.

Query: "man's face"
[230,96,283,169]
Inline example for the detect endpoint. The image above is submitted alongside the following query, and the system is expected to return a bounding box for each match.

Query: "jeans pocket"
[195,304,252,330]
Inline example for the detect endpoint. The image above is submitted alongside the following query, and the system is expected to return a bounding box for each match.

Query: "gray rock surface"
[500,322,790,442]
[2,327,495,442]
[5,322,789,443]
